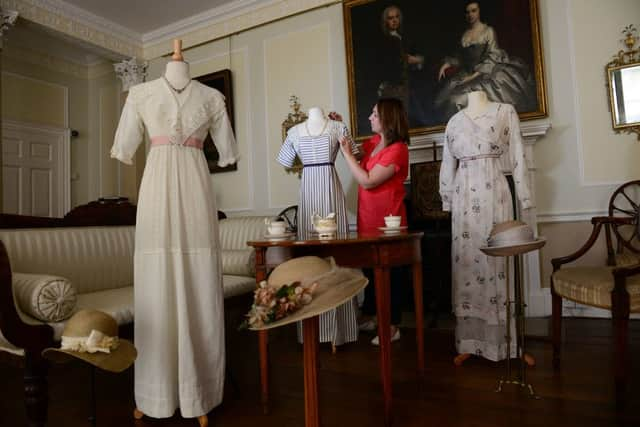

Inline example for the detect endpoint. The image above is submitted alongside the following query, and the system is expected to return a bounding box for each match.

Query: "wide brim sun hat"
[480,220,546,257]
[249,256,368,330]
[42,309,137,373]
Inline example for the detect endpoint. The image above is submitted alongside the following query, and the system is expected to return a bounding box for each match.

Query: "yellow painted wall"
[570,0,640,185]
[265,23,332,208]
[1,73,66,127]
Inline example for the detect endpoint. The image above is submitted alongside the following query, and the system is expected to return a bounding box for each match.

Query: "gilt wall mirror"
[606,25,640,139]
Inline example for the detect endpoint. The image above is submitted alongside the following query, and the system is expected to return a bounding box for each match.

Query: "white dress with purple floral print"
[439,102,533,361]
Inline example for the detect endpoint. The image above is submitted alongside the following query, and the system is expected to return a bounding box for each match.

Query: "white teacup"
[384,215,401,228]
[267,220,287,235]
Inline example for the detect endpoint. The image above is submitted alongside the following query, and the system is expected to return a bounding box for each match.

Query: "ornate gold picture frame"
[281,95,307,177]
[196,69,238,173]
[343,0,548,139]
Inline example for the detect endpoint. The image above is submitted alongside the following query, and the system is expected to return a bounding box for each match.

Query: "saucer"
[264,231,296,240]
[378,226,408,233]
[313,226,337,234]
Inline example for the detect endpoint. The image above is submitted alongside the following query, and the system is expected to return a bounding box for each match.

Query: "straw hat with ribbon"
[247,256,368,331]
[42,309,137,373]
[480,220,546,257]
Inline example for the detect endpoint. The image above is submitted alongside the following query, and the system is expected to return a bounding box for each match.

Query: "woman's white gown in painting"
[111,77,238,418]
[439,102,532,362]
[277,119,360,345]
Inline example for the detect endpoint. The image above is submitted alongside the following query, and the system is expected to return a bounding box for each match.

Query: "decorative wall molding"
[0,0,142,57]
[2,71,69,127]
[0,7,18,38]
[4,0,338,62]
[113,57,147,92]
[142,0,337,59]
[87,60,115,80]
[408,121,551,163]
[3,43,89,78]
[537,209,608,223]
[142,0,279,46]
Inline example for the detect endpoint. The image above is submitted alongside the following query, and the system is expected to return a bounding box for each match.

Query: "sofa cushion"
[221,249,255,277]
[223,275,257,299]
[13,273,77,322]
[219,216,271,250]
[0,226,134,295]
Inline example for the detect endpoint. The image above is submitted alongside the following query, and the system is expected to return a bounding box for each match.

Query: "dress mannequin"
[302,107,328,136]
[446,92,536,369]
[277,106,359,350]
[132,38,210,427]
[464,90,490,117]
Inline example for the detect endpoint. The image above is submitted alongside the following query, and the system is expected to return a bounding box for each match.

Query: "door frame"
[2,119,71,217]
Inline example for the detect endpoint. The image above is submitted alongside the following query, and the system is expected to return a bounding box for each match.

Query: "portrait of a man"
[344,0,547,138]
[376,5,427,125]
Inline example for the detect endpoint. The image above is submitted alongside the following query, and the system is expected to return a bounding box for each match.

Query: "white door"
[2,120,70,217]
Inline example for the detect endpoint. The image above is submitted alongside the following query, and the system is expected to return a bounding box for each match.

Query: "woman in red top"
[337,98,409,345]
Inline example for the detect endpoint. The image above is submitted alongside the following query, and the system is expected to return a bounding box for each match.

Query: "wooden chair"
[551,180,640,404]
[277,205,298,233]
[408,144,451,326]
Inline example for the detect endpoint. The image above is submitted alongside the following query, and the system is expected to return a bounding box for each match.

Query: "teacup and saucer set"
[378,215,407,234]
[311,213,337,238]
[264,218,296,240]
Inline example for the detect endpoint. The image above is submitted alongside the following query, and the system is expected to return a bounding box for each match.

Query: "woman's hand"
[438,63,451,80]
[338,136,352,157]
[328,111,343,122]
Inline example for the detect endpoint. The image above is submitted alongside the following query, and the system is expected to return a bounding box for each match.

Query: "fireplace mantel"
[407,120,552,317]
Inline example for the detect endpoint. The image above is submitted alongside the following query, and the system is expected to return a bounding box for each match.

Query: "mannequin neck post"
[164,61,191,89]
[465,90,490,116]
[304,107,327,136]
[307,107,325,123]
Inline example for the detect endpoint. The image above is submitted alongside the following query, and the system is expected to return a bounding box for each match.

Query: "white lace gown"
[111,78,238,418]
[439,102,532,361]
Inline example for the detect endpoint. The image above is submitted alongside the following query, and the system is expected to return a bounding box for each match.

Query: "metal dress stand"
[481,242,544,399]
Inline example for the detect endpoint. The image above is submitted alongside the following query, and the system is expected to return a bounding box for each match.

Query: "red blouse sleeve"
[376,143,408,173]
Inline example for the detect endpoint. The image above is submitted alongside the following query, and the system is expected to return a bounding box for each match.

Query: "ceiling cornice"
[141,0,279,46]
[0,0,143,57]
[2,0,337,61]
[142,0,337,59]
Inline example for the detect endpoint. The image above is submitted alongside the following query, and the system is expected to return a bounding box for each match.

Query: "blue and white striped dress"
[277,119,360,345]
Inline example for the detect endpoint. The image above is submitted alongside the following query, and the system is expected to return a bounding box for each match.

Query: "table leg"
[254,248,270,414]
[259,330,269,414]
[374,266,393,427]
[412,261,425,378]
[302,317,320,427]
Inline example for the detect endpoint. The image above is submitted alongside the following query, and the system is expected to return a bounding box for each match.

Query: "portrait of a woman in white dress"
[434,0,537,122]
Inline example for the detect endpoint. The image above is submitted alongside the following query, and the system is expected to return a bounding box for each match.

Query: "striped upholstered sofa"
[0,213,272,426]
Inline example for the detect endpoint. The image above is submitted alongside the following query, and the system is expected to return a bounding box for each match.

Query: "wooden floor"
[1,317,639,427]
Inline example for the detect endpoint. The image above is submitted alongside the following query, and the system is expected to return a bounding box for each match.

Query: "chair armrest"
[551,220,606,270]
[0,241,54,352]
[613,263,640,276]
[551,216,635,270]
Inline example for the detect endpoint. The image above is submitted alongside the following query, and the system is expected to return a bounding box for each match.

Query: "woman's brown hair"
[377,98,410,146]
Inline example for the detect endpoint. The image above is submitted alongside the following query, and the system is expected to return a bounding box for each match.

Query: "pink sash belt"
[150,136,203,149]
